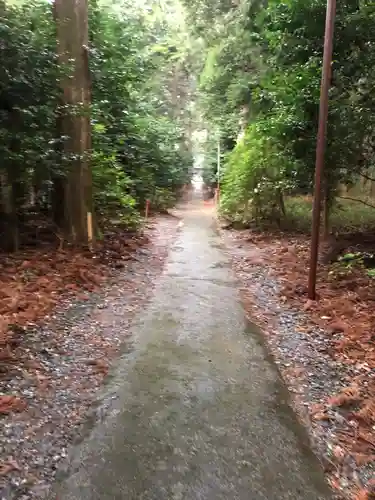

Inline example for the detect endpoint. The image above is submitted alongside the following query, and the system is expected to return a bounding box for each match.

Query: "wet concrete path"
[54,203,332,500]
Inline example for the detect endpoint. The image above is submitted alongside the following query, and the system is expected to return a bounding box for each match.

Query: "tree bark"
[277,188,286,217]
[55,0,94,246]
[0,172,19,252]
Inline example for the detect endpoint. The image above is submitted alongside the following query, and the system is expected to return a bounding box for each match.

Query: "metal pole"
[307,0,336,300]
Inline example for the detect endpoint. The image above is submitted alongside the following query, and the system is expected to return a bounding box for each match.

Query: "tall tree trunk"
[55,0,94,246]
[4,97,23,252]
[277,188,286,218]
[0,172,19,252]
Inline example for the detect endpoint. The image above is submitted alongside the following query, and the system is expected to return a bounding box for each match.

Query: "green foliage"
[6,0,375,241]
[151,187,177,212]
[0,1,58,187]
[284,196,375,233]
[259,0,375,195]
[200,134,218,187]
[185,0,375,228]
[220,123,294,222]
[89,0,194,215]
[0,0,194,250]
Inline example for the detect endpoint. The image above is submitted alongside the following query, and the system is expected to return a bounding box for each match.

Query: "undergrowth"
[284,196,375,234]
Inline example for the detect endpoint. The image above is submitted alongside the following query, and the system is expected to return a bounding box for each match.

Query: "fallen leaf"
[0,459,21,476]
[328,386,361,408]
[312,412,330,422]
[86,359,108,375]
[303,299,316,311]
[355,489,373,500]
[0,395,26,414]
[328,320,348,334]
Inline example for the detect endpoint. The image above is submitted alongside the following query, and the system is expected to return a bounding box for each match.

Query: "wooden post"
[145,199,150,220]
[87,211,93,250]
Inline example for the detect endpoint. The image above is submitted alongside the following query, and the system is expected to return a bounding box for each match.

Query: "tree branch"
[359,172,375,182]
[338,196,375,210]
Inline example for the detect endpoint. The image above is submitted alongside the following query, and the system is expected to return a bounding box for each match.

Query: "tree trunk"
[277,188,286,218]
[55,0,94,246]
[0,172,19,252]
[52,175,65,228]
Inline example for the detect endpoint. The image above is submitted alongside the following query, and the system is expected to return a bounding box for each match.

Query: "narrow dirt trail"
[52,201,332,500]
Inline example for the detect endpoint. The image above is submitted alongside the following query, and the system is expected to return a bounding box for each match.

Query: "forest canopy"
[182,0,375,231]
[1,0,375,249]
[0,0,194,250]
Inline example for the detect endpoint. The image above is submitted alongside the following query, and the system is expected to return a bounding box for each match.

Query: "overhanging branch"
[359,171,375,182]
[338,195,375,210]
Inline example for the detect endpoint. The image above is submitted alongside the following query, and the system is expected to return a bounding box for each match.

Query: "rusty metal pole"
[308,0,337,300]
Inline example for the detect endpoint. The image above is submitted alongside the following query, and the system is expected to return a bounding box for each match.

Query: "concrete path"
[53,203,332,500]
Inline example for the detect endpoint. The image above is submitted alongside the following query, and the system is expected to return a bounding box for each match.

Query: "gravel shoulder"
[219,225,375,500]
[0,215,180,500]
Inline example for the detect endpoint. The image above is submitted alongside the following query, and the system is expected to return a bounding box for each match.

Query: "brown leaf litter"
[0,227,147,358]
[0,218,173,410]
[0,214,180,498]
[220,226,375,499]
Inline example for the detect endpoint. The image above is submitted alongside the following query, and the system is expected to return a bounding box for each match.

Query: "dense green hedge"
[0,0,193,249]
[183,0,375,226]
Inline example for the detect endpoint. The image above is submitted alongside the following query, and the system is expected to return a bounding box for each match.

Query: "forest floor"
[0,214,180,499]
[219,201,375,500]
[1,198,374,500]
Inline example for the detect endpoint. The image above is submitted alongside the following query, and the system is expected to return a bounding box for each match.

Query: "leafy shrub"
[0,0,193,249]
[220,122,295,224]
